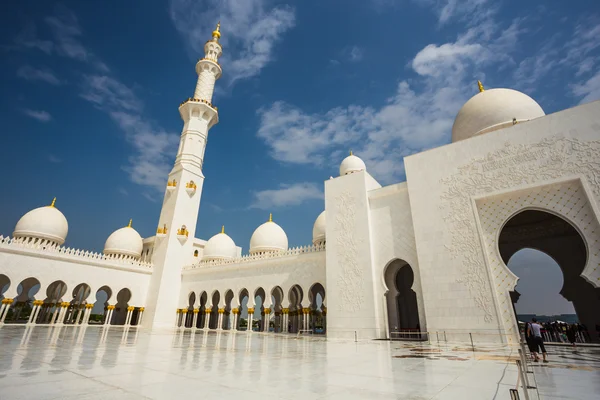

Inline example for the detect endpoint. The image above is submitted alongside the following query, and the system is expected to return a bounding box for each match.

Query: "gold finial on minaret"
[212,21,221,40]
[128,219,132,228]
[49,197,56,208]
[268,213,273,222]
[350,150,353,156]
[221,225,225,234]
[477,80,485,93]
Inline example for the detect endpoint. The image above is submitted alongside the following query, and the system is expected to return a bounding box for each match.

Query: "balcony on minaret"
[177,225,189,243]
[179,97,218,111]
[156,224,168,238]
[166,179,177,192]
[186,180,197,195]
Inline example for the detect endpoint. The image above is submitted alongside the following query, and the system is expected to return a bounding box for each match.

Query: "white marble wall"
[0,248,151,306]
[181,250,326,310]
[324,170,382,339]
[368,182,427,338]
[404,101,600,343]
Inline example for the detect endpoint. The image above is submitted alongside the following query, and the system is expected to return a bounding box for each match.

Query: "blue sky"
[1,1,598,314]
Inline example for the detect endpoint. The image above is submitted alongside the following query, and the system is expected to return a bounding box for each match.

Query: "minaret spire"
[144,24,224,329]
[477,80,485,93]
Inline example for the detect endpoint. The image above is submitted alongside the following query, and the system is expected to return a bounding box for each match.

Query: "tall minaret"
[143,23,223,329]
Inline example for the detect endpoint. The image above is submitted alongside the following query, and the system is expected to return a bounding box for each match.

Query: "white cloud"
[257,15,524,183]
[414,0,492,24]
[411,43,483,78]
[44,5,88,61]
[13,5,108,72]
[17,65,61,85]
[572,70,600,105]
[249,182,323,209]
[22,109,52,122]
[80,75,142,112]
[169,0,295,84]
[48,154,62,163]
[13,23,53,54]
[514,17,600,94]
[109,111,179,191]
[348,46,364,62]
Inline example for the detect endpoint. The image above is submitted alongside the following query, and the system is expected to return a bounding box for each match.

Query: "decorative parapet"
[0,235,153,272]
[179,97,218,111]
[184,243,325,270]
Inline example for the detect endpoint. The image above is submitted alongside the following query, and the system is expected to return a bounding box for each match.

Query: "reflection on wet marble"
[0,325,599,399]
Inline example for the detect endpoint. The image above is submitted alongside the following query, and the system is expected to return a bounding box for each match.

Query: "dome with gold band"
[340,151,366,176]
[203,226,237,261]
[104,220,143,260]
[249,214,288,254]
[13,198,69,246]
[451,81,545,143]
[312,211,326,246]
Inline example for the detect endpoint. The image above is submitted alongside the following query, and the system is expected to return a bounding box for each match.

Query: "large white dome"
[312,211,326,245]
[13,199,68,245]
[249,215,288,254]
[104,221,143,259]
[340,152,366,176]
[203,227,237,261]
[451,87,545,143]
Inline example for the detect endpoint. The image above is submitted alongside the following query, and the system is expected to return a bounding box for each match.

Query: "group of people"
[522,320,591,345]
[522,318,594,363]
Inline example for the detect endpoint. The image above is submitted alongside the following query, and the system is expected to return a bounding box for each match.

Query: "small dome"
[104,220,143,259]
[451,87,545,142]
[249,214,288,254]
[340,152,366,176]
[203,226,237,261]
[13,198,68,245]
[312,211,326,245]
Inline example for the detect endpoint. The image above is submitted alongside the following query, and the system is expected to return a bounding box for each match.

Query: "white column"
[27,304,39,324]
[105,308,114,325]
[247,308,254,332]
[0,303,7,322]
[175,310,180,327]
[0,301,11,323]
[124,309,131,326]
[82,307,91,325]
[233,311,238,331]
[138,309,144,326]
[51,305,62,325]
[32,303,43,324]
[217,309,224,331]
[192,310,199,329]
[264,310,271,332]
[57,305,68,325]
[181,310,188,328]
[203,310,210,329]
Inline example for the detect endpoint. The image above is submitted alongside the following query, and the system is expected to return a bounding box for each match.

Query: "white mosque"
[1,24,599,344]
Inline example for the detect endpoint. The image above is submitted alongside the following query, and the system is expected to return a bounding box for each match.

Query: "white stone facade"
[1,23,599,343]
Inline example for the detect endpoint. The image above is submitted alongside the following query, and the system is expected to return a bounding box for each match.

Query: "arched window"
[194,250,199,257]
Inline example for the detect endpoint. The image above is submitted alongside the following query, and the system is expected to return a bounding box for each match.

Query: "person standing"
[524,322,536,360]
[528,318,548,363]
[566,324,577,347]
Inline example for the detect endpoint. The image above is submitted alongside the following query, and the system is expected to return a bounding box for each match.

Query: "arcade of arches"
[176,283,326,334]
[0,278,143,327]
[499,210,600,340]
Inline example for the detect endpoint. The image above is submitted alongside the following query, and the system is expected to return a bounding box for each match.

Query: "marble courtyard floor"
[0,326,599,399]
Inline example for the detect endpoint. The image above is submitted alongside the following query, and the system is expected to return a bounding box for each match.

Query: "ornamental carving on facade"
[334,191,365,311]
[440,135,600,322]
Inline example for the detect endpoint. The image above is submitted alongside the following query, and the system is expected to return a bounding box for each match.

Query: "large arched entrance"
[384,259,421,340]
[499,209,600,343]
